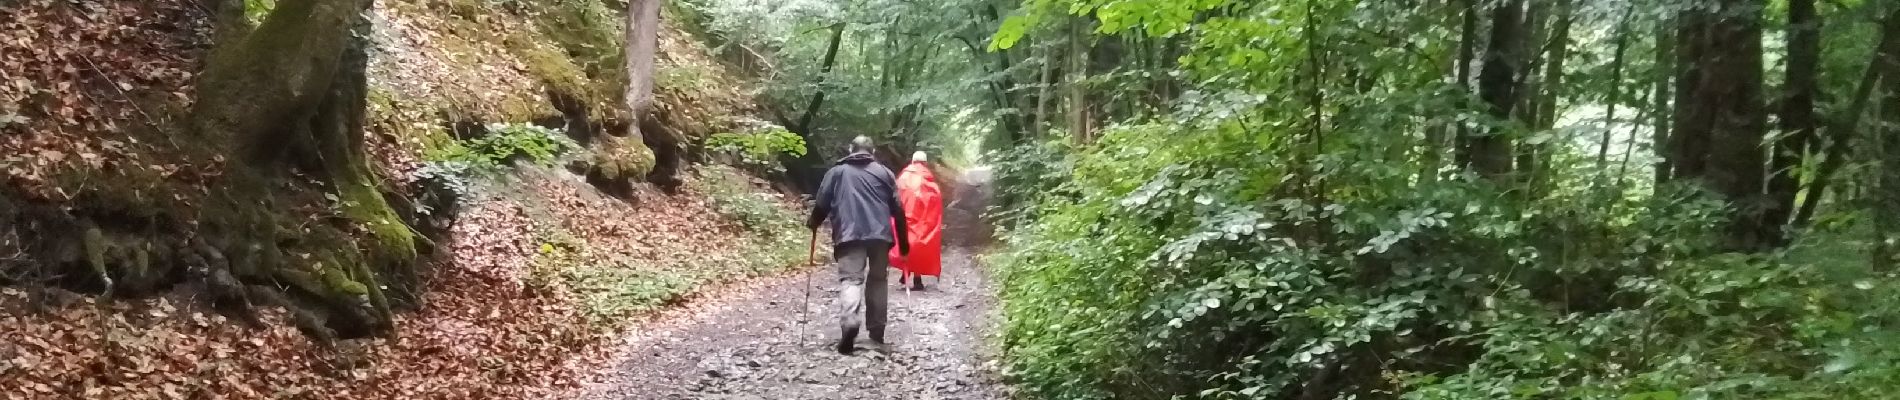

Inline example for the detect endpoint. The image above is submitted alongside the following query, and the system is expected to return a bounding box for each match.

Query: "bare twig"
[0,224,25,281]
[76,53,178,149]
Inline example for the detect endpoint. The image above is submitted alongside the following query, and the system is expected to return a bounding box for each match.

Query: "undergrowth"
[989,125,1900,400]
[705,127,806,174]
[424,123,577,172]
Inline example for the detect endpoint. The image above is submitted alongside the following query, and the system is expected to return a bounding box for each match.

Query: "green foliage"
[706,127,807,173]
[243,0,277,24]
[987,1,1900,398]
[985,138,1076,226]
[692,0,998,162]
[425,123,578,174]
[994,120,1900,399]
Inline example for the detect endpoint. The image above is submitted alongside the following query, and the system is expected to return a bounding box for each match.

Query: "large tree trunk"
[1670,0,1771,251]
[1763,0,1820,246]
[1464,0,1525,179]
[188,0,414,338]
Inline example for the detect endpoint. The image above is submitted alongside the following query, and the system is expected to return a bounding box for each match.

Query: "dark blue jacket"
[808,152,910,252]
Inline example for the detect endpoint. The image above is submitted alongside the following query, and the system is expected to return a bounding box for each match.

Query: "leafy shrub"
[985,138,1077,227]
[425,123,578,173]
[410,160,475,217]
[706,127,807,173]
[992,122,1900,400]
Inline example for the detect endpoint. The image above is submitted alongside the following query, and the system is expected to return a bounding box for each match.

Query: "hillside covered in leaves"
[0,0,815,397]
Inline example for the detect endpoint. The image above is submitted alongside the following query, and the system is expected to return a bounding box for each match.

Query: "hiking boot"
[837,326,858,354]
[911,278,925,291]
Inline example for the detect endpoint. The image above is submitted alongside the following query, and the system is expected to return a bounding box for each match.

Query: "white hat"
[912,151,928,162]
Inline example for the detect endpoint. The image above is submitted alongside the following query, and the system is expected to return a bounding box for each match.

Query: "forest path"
[574,167,1008,400]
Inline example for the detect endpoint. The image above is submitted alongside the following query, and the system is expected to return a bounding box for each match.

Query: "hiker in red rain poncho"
[891,151,943,291]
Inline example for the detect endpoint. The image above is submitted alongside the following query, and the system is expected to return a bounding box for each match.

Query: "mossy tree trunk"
[187,0,415,339]
[624,0,686,191]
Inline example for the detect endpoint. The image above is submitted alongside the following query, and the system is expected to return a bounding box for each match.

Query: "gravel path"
[575,168,1007,400]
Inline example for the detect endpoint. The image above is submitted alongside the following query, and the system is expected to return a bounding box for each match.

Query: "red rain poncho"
[890,161,943,277]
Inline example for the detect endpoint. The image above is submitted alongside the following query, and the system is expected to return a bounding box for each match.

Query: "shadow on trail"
[575,169,1009,400]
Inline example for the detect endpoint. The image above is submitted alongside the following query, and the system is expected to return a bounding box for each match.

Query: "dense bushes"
[989,125,1900,399]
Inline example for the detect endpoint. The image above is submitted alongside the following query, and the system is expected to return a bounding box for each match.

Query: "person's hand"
[898,242,911,256]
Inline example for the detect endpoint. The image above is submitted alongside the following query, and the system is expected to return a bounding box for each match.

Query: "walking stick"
[798,229,816,344]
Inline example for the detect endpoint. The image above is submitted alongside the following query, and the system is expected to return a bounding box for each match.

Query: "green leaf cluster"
[706,127,807,173]
[424,122,578,174]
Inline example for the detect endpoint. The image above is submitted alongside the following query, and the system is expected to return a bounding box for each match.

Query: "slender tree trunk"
[1515,0,1547,127]
[1798,7,1900,227]
[1653,23,1675,185]
[797,23,848,134]
[780,22,848,192]
[1066,16,1091,143]
[1033,41,1055,138]
[624,0,659,126]
[1535,0,1573,131]
[1764,0,1821,245]
[1465,0,1525,179]
[1598,8,1632,170]
[1453,0,1478,168]
[623,0,681,190]
[1878,28,1900,269]
[1616,81,1652,188]
[1521,0,1572,192]
[980,5,1033,143]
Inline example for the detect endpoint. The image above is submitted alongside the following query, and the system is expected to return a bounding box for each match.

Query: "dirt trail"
[575,168,1007,400]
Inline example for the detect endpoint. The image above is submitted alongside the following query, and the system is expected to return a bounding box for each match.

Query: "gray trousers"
[834,241,890,342]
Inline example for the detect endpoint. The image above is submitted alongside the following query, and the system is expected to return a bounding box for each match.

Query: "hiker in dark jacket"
[808,135,910,354]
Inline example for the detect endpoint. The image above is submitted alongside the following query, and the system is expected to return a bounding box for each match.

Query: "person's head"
[912,151,928,163]
[849,136,876,154]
